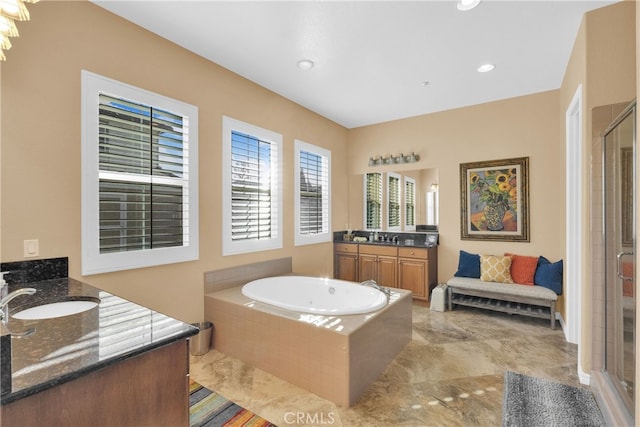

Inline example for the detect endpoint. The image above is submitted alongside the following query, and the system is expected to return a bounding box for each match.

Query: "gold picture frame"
[460,157,530,242]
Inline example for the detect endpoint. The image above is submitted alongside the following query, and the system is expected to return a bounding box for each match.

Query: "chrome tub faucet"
[360,279,391,303]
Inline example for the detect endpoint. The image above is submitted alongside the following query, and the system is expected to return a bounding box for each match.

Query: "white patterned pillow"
[480,255,514,283]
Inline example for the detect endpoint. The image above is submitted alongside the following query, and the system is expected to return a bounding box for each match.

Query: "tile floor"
[190,301,580,426]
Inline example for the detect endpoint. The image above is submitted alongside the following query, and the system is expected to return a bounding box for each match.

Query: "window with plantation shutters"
[405,177,416,231]
[387,172,401,230]
[294,140,331,246]
[98,94,187,252]
[82,71,199,275]
[364,172,383,230]
[222,116,282,255]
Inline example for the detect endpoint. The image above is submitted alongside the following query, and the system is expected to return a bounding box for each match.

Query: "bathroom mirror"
[350,168,439,231]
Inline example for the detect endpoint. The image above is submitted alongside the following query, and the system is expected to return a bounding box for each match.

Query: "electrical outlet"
[23,239,39,258]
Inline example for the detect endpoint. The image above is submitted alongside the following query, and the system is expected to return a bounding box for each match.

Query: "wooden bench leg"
[447,287,453,311]
[550,301,556,329]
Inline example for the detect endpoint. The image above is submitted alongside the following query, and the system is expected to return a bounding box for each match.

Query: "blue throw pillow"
[454,250,481,278]
[534,256,563,295]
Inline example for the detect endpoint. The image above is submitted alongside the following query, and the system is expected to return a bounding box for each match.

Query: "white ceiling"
[91,0,617,129]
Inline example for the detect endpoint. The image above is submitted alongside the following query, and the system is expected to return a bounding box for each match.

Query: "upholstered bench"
[446,276,558,329]
[445,250,562,329]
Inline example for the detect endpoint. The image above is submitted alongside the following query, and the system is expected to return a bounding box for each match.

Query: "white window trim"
[404,176,417,231]
[294,139,331,246]
[387,172,402,232]
[222,116,283,256]
[81,70,199,275]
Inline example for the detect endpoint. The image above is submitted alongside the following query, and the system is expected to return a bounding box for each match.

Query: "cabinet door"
[335,252,358,282]
[358,254,378,282]
[398,258,427,299]
[1,340,189,426]
[377,255,398,288]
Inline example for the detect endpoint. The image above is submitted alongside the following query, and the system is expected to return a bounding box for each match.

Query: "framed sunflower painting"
[460,157,529,242]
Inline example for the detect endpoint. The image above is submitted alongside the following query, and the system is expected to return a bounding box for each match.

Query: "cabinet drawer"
[398,247,428,259]
[359,244,398,257]
[334,243,358,254]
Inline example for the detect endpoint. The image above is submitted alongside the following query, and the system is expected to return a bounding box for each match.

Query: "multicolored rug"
[189,379,276,427]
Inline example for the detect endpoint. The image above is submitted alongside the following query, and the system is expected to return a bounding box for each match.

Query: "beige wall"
[348,90,565,286]
[0,1,349,322]
[586,1,637,108]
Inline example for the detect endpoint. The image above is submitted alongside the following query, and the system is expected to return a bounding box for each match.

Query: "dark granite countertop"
[0,277,198,405]
[335,240,437,248]
[332,230,439,247]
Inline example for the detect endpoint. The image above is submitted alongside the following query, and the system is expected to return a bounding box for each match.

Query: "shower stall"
[594,101,636,424]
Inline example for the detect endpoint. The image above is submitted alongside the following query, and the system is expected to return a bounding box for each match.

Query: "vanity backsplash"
[0,258,68,285]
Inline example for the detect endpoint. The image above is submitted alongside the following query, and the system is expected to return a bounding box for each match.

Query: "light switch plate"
[23,239,39,258]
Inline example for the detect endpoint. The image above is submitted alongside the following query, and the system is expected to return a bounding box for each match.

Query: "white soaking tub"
[241,276,388,315]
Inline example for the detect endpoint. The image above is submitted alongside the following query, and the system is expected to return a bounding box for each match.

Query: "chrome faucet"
[360,279,391,303]
[0,287,37,317]
[0,288,37,337]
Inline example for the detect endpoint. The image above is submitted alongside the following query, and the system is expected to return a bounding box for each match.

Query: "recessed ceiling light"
[477,63,495,73]
[297,59,315,70]
[457,0,480,11]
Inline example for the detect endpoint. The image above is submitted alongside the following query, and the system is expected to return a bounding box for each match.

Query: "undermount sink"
[13,299,100,320]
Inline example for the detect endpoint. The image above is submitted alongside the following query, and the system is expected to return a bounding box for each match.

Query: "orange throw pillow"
[505,253,539,286]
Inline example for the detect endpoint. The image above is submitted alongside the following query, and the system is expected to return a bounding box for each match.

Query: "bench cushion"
[447,276,557,301]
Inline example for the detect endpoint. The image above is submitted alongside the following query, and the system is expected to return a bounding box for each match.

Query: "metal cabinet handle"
[616,252,634,281]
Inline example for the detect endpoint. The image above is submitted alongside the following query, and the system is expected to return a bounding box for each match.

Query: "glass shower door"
[603,102,636,417]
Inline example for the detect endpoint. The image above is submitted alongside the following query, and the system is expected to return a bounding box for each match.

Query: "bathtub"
[205,276,413,407]
[241,276,388,315]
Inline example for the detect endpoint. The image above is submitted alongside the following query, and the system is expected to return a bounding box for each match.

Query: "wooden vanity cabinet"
[398,246,438,301]
[333,243,438,300]
[358,244,398,288]
[334,243,359,282]
[1,340,189,426]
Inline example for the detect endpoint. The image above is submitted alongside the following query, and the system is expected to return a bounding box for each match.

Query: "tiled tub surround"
[204,257,293,294]
[205,284,413,407]
[0,263,197,404]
